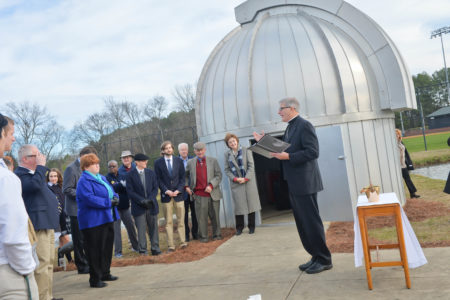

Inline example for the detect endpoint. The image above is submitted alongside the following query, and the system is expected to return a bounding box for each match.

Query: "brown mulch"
[326,198,450,253]
[54,227,235,272]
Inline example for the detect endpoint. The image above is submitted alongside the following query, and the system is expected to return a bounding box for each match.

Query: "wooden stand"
[357,203,411,290]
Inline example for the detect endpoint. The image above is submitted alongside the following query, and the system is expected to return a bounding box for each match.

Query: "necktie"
[167,159,173,176]
[139,171,147,197]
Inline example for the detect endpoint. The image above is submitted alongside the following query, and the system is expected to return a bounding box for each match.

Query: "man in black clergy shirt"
[253,97,332,274]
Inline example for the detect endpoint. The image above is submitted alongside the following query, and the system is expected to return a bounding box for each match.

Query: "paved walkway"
[53,222,449,299]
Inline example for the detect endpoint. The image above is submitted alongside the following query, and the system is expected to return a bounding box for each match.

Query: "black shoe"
[192,234,199,240]
[77,269,89,274]
[90,281,107,288]
[305,262,333,274]
[185,236,190,242]
[151,250,162,256]
[101,275,118,281]
[199,238,209,243]
[235,229,243,236]
[249,228,255,234]
[411,194,420,198]
[213,235,223,240]
[298,259,315,271]
[52,298,64,300]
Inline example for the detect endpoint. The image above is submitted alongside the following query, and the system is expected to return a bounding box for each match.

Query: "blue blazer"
[154,156,185,203]
[282,115,323,196]
[126,168,159,217]
[76,172,119,230]
[15,166,59,231]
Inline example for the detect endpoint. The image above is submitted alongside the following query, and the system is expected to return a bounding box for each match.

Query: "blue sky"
[1,0,449,129]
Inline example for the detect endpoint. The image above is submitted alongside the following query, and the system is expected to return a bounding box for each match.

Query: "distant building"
[427,107,450,129]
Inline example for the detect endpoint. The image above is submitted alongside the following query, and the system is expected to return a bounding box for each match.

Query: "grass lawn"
[410,149,450,167]
[403,131,449,152]
[368,174,450,244]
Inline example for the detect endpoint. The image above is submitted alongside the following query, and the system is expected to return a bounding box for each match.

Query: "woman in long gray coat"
[224,133,261,235]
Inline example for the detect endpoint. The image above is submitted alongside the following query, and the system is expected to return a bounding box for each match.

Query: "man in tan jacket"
[185,142,222,243]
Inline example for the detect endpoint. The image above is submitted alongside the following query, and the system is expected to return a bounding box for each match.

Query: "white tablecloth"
[354,192,427,268]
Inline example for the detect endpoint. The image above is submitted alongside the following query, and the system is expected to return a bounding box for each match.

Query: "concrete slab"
[53,224,449,300]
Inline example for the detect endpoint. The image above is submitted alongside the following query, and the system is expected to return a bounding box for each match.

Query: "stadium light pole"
[431,26,450,104]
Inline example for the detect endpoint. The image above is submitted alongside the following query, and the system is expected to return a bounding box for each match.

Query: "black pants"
[82,222,114,284]
[235,212,255,231]
[289,192,331,265]
[70,216,89,272]
[184,198,198,239]
[401,168,417,196]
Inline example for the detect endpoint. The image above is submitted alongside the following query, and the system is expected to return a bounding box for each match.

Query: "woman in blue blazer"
[76,153,119,288]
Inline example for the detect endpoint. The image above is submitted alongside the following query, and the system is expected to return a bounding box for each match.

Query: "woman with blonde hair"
[224,133,261,235]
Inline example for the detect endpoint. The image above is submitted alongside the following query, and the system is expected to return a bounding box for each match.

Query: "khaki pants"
[35,229,54,300]
[163,198,186,249]
[0,264,39,300]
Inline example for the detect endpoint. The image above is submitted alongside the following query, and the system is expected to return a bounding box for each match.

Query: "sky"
[0,0,449,130]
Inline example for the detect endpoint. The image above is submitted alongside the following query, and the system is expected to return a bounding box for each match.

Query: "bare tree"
[143,95,168,141]
[104,96,126,131]
[121,101,146,153]
[172,83,196,113]
[4,101,66,160]
[5,101,49,144]
[37,120,65,160]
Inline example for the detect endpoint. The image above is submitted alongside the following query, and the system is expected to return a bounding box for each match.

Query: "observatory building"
[196,0,416,227]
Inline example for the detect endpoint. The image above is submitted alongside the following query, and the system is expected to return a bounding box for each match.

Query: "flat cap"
[134,153,149,161]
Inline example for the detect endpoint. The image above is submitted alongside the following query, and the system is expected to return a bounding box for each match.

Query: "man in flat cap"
[185,142,223,242]
[126,153,161,255]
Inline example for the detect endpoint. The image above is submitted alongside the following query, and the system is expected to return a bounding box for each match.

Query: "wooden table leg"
[395,206,411,289]
[358,209,373,290]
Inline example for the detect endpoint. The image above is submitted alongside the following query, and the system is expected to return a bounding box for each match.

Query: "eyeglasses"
[278,106,291,111]
[26,155,37,158]
[108,165,118,168]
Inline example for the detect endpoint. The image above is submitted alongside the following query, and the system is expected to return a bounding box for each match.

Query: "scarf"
[84,171,114,199]
[228,147,246,178]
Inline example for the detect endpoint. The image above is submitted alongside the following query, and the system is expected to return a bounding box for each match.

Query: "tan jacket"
[185,156,223,201]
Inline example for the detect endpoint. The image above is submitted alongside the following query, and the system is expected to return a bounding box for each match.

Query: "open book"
[248,134,290,159]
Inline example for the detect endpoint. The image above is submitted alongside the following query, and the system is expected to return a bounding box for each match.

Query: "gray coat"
[224,147,261,215]
[63,158,81,216]
[185,156,222,201]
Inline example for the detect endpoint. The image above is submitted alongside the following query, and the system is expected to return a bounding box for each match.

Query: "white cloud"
[1,0,449,129]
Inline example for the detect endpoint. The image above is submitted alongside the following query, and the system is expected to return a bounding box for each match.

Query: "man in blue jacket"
[106,155,138,257]
[15,144,60,300]
[155,141,187,252]
[126,153,161,256]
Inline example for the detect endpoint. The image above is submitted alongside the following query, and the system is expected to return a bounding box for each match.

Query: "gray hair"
[279,97,299,111]
[193,142,206,150]
[178,143,188,151]
[18,144,37,163]
[108,160,118,167]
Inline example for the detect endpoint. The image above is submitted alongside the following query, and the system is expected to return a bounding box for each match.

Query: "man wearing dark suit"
[253,97,332,274]
[15,144,60,300]
[178,142,198,241]
[63,146,98,274]
[185,142,223,243]
[126,153,161,256]
[154,141,187,252]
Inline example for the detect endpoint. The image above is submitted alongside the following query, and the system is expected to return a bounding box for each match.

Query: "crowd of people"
[2,96,446,298]
[0,111,266,298]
